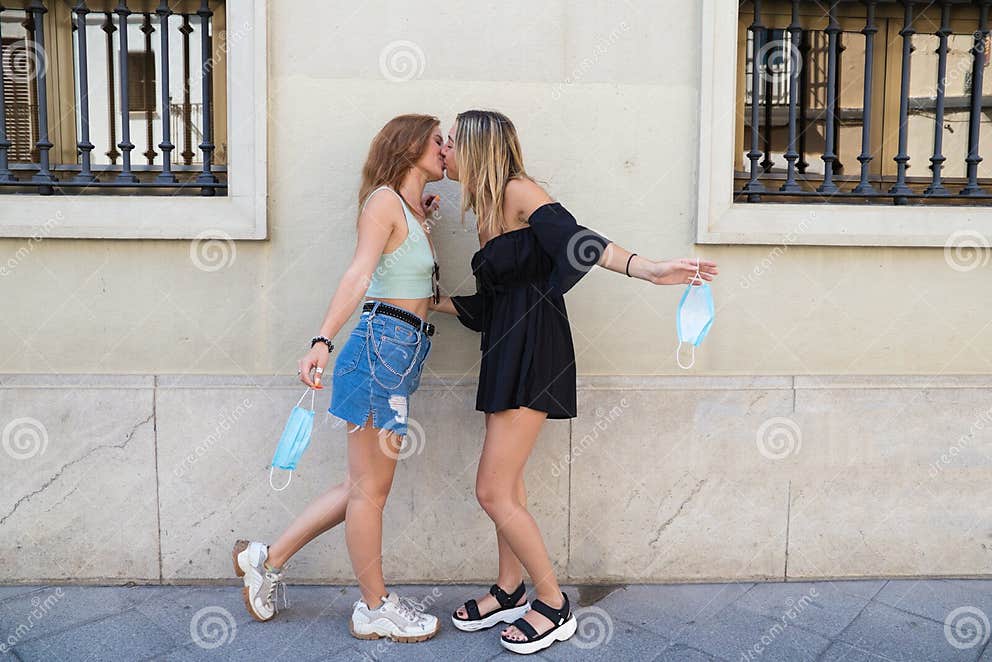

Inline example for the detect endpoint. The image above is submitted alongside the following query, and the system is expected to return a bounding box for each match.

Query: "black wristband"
[625,253,637,277]
[310,336,334,353]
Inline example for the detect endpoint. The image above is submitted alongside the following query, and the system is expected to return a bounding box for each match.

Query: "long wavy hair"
[454,109,531,237]
[357,114,440,222]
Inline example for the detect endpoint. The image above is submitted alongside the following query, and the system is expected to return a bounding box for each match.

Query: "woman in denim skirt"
[232,114,445,643]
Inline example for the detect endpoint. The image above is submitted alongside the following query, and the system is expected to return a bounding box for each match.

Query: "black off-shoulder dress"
[450,202,611,419]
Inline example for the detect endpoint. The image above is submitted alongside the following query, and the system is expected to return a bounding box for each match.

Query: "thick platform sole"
[500,614,577,655]
[349,618,439,643]
[231,539,272,623]
[451,603,530,632]
[232,539,249,577]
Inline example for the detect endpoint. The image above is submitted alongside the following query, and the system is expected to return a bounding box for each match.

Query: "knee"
[349,476,392,508]
[475,480,514,519]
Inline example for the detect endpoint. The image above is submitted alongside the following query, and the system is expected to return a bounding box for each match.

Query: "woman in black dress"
[432,110,719,655]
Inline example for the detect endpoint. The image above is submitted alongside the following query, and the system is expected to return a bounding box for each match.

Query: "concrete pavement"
[1,579,991,661]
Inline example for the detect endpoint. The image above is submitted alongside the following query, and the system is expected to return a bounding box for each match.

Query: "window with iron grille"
[736,0,992,206]
[0,0,227,196]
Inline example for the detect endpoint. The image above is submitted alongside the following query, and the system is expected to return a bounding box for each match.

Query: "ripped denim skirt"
[328,301,432,437]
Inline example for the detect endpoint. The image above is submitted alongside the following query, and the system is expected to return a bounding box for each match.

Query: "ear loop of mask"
[676,260,704,370]
[270,387,316,491]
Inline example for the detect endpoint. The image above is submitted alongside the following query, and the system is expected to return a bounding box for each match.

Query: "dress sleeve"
[529,203,611,294]
[450,293,489,333]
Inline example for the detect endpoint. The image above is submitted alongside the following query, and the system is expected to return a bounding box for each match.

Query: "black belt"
[362,301,435,336]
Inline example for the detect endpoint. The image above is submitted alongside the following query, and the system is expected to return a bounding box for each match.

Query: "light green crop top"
[362,186,437,300]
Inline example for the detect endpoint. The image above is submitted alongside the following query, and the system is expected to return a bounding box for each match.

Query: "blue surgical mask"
[270,387,316,491]
[676,274,714,370]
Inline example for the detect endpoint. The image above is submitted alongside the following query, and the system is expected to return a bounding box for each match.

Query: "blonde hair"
[357,114,440,222]
[454,109,529,237]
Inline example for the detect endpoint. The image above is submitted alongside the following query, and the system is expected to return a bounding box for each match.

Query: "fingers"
[299,358,320,388]
[678,258,719,280]
[681,257,718,270]
[298,360,313,387]
[314,357,329,389]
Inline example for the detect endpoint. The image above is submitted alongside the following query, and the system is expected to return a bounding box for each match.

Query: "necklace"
[398,188,440,303]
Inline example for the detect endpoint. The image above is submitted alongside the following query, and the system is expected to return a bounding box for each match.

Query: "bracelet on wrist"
[625,253,638,278]
[310,335,334,353]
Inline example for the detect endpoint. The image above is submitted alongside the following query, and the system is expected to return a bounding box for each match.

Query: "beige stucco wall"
[2,1,988,378]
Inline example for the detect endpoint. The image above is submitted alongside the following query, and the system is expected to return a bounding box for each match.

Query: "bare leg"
[345,418,401,608]
[266,478,352,569]
[473,407,565,641]
[455,471,527,618]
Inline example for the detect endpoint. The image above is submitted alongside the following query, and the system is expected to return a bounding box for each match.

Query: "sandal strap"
[530,594,570,626]
[463,598,481,621]
[508,616,539,641]
[489,581,525,608]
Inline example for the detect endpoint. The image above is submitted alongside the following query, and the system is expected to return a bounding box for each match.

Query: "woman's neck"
[398,170,427,218]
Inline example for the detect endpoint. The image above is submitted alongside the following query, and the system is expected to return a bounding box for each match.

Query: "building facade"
[1,0,990,584]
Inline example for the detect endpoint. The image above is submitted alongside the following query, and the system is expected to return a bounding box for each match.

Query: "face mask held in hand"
[270,386,316,491]
[676,262,715,370]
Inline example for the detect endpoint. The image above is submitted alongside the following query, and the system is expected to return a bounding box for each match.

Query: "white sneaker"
[232,539,287,621]
[350,592,440,643]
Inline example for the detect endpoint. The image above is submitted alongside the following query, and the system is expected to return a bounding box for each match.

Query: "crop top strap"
[360,185,415,219]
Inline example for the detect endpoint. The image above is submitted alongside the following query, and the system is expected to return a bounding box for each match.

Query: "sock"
[264,561,281,572]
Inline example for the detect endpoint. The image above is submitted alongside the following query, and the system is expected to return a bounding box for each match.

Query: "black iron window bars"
[738,0,992,205]
[0,0,225,196]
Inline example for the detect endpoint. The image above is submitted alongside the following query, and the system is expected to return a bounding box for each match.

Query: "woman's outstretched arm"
[507,177,719,288]
[597,244,720,286]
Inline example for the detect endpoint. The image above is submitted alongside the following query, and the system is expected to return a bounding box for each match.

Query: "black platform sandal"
[499,591,577,655]
[451,581,529,632]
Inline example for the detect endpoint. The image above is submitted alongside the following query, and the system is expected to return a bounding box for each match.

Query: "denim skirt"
[328,302,432,437]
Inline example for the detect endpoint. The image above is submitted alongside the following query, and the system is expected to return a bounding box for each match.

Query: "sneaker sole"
[349,619,440,643]
[232,539,273,623]
[232,539,249,577]
[241,585,273,622]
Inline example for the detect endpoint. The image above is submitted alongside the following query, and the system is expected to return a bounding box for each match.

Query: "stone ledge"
[4,374,992,390]
[794,374,992,389]
[576,375,794,390]
[0,374,155,388]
